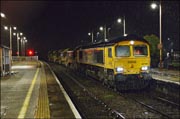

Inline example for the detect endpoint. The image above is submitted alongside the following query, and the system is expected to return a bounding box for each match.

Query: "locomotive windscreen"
[133,45,148,56]
[115,46,130,57]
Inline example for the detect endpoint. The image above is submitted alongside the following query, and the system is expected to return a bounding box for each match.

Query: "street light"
[99,26,103,31]
[23,37,28,56]
[3,25,17,74]
[151,3,157,9]
[19,33,27,56]
[4,26,8,30]
[96,32,100,42]
[4,26,17,53]
[151,1,162,68]
[117,16,126,36]
[19,35,28,56]
[99,25,107,42]
[0,12,6,18]
[88,32,94,43]
[18,32,24,55]
[20,32,23,36]
[13,32,20,56]
[117,18,122,23]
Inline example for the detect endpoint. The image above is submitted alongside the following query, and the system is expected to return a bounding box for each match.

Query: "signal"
[27,49,34,56]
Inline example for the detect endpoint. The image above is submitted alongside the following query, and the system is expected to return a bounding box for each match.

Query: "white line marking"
[18,68,40,118]
[47,63,82,119]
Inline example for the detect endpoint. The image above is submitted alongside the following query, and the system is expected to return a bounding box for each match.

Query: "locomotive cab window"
[115,46,130,57]
[108,48,112,58]
[133,45,148,56]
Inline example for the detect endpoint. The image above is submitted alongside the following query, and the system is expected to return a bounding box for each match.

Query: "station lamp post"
[96,32,100,42]
[99,17,127,42]
[88,32,94,43]
[20,35,28,56]
[151,1,163,68]
[99,25,107,42]
[19,32,24,56]
[117,16,127,36]
[13,32,21,56]
[90,16,127,43]
[11,31,29,59]
[4,26,17,53]
[23,37,28,56]
[4,26,17,74]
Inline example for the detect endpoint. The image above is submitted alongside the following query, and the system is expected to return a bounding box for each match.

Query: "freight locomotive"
[49,34,152,90]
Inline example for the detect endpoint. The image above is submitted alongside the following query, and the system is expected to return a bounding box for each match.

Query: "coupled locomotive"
[49,34,152,90]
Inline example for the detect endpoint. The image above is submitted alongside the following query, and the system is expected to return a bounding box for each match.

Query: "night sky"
[1,1,179,59]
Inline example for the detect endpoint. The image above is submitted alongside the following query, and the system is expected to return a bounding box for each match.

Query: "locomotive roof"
[79,34,149,49]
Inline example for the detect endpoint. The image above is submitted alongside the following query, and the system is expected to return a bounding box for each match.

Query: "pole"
[123,16,126,36]
[17,33,19,56]
[159,1,162,69]
[21,38,23,56]
[104,25,107,41]
[24,40,26,56]
[22,39,25,56]
[9,27,12,74]
[91,32,94,43]
[10,27,12,51]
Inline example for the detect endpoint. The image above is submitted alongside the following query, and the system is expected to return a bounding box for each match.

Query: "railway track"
[51,64,116,118]
[49,63,180,118]
[120,91,180,119]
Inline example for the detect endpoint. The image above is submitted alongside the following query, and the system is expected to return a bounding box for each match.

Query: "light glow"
[13,27,17,30]
[13,33,16,36]
[141,66,148,71]
[151,3,157,9]
[117,18,122,23]
[99,26,103,31]
[1,12,6,18]
[116,67,124,72]
[4,26,8,30]
[130,40,134,45]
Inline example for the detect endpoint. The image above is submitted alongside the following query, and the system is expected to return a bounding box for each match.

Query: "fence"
[12,56,38,61]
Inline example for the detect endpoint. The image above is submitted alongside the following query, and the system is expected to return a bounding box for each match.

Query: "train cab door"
[103,47,115,86]
[105,47,114,69]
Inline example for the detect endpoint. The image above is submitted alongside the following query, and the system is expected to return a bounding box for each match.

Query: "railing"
[12,56,38,61]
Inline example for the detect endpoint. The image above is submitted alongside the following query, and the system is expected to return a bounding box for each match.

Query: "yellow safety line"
[18,68,40,118]
[34,61,50,118]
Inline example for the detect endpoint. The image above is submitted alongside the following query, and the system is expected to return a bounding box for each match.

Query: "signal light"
[29,50,33,55]
[27,49,34,56]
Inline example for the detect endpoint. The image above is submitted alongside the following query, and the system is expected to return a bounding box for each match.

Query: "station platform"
[0,61,81,119]
[150,68,180,85]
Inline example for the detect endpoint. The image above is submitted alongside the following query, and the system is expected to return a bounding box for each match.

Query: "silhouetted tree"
[144,34,160,67]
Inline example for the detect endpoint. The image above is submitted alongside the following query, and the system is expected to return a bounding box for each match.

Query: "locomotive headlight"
[130,40,134,45]
[116,67,124,72]
[141,66,149,71]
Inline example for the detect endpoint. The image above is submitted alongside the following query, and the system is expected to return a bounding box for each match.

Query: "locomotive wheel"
[102,78,108,86]
[105,74,117,91]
